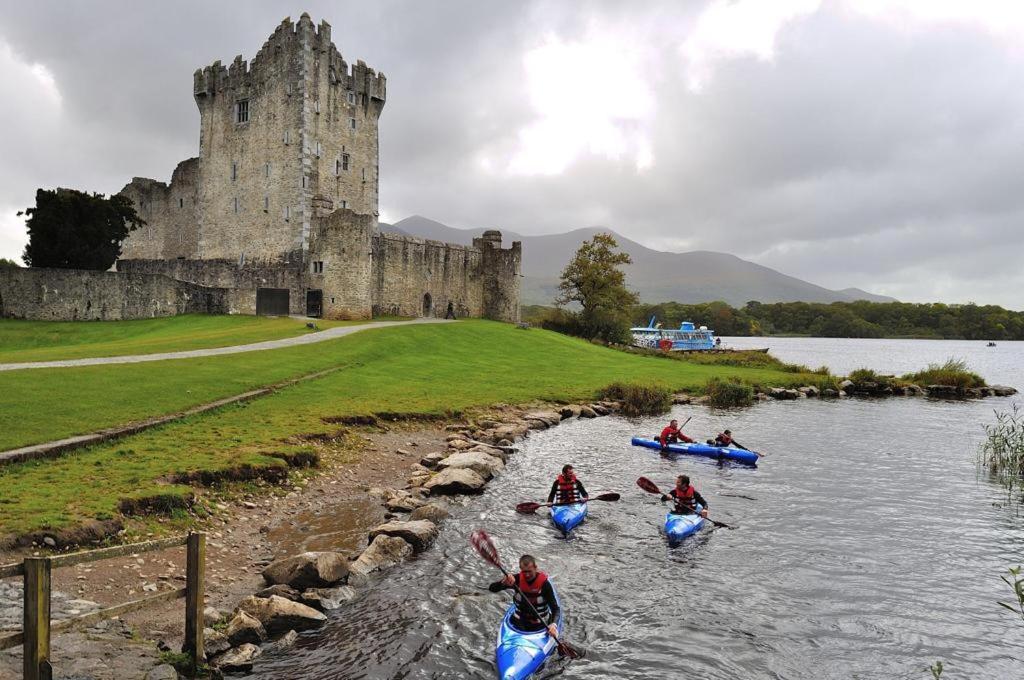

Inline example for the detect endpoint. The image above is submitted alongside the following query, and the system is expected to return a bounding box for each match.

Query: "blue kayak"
[550,502,587,534]
[496,587,564,680]
[665,504,706,544]
[631,436,760,466]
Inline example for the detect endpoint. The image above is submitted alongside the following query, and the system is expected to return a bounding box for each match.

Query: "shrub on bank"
[847,367,897,389]
[599,382,673,417]
[703,377,755,408]
[903,358,985,389]
[980,405,1024,497]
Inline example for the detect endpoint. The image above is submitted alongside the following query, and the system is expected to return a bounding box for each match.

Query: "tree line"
[533,233,1024,341]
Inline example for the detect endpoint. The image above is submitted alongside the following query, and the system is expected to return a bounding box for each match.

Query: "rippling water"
[254,340,1024,679]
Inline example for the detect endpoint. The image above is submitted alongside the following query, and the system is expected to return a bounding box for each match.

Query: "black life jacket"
[515,571,550,623]
[555,474,578,503]
[671,485,696,513]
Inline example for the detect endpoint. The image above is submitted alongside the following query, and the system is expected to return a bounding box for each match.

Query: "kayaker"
[661,475,709,518]
[714,429,733,446]
[547,464,589,504]
[488,554,560,638]
[659,419,694,448]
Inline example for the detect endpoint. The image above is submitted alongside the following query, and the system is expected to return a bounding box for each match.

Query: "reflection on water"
[253,340,1024,679]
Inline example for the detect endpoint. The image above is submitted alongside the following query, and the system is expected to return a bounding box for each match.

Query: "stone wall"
[308,208,374,319]
[0,268,228,321]
[371,232,485,319]
[119,158,200,260]
[475,231,522,323]
[117,258,305,316]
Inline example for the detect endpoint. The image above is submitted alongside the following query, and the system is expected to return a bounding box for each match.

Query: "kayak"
[664,504,706,544]
[550,502,587,534]
[496,586,564,680]
[631,436,760,466]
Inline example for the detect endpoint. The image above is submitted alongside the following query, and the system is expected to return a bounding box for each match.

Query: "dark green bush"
[599,382,672,417]
[903,358,985,389]
[704,378,754,408]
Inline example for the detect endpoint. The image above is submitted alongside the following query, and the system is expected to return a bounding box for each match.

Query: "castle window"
[233,197,239,214]
[179,198,184,209]
[265,162,271,178]
[347,91,355,105]
[236,99,249,124]
[231,162,237,181]
[286,82,292,96]
[263,196,269,212]
[341,200,347,209]
[302,175,308,189]
[284,130,291,145]
[316,141,322,157]
[361,168,366,181]
[284,205,291,222]
[312,261,324,274]
[349,117,356,130]
[342,153,350,171]
[335,159,341,176]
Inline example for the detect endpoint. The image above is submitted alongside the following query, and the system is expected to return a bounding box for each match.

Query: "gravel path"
[0,318,449,372]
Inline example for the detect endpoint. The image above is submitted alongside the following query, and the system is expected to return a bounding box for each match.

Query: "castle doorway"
[306,289,323,318]
[422,293,432,317]
[256,288,290,316]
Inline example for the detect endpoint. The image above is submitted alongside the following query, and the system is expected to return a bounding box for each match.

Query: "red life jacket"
[716,433,733,446]
[515,571,550,623]
[555,474,578,503]
[671,485,696,512]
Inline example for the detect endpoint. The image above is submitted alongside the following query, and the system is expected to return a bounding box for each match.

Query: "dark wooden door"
[256,288,290,316]
[306,289,323,318]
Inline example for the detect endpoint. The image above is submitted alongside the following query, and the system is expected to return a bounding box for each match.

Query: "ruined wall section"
[308,207,373,319]
[0,268,228,321]
[474,231,522,323]
[119,158,201,260]
[192,16,308,260]
[117,258,305,315]
[371,232,484,319]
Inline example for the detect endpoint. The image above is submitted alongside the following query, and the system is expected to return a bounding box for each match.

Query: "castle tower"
[473,230,522,323]
[190,14,386,262]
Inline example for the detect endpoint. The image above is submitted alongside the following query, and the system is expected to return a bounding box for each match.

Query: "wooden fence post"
[23,557,52,680]
[183,532,206,665]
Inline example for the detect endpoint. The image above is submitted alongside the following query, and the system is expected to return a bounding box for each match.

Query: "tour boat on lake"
[630,317,717,351]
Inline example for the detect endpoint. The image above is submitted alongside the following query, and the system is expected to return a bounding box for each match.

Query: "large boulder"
[992,385,1018,396]
[385,490,426,512]
[798,386,819,397]
[558,405,582,419]
[349,535,415,583]
[466,443,509,462]
[437,451,505,479]
[578,406,598,418]
[368,520,438,553]
[254,584,301,601]
[262,552,349,589]
[211,643,262,674]
[224,611,267,646]
[927,384,960,398]
[300,586,356,611]
[769,387,800,400]
[236,595,327,635]
[204,629,231,657]
[424,467,487,495]
[447,438,474,451]
[419,452,447,469]
[409,503,450,523]
[145,665,180,680]
[492,423,530,441]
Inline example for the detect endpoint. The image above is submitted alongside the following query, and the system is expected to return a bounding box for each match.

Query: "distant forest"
[523,300,1024,340]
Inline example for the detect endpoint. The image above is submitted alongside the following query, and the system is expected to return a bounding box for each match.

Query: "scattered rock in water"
[991,385,1018,396]
[236,595,327,635]
[578,406,598,418]
[225,611,267,646]
[424,468,487,495]
[368,520,438,553]
[263,629,299,653]
[436,451,504,479]
[349,535,415,583]
[254,584,301,601]
[211,643,262,674]
[769,388,800,400]
[590,404,609,416]
[926,384,960,398]
[558,405,582,419]
[672,394,692,405]
[300,586,356,611]
[409,503,450,523]
[205,629,232,657]
[262,552,349,589]
[821,388,839,398]
[798,386,820,397]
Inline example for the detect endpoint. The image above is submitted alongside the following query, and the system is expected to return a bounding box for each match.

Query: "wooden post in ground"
[183,532,206,665]
[23,556,52,680]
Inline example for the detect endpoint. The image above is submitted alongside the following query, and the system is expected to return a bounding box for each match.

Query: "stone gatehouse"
[115,13,521,322]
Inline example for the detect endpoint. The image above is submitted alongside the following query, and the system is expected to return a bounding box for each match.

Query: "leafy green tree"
[0,258,20,269]
[19,188,144,270]
[556,233,639,342]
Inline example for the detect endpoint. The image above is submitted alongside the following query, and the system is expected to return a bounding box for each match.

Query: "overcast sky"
[1,1,1022,308]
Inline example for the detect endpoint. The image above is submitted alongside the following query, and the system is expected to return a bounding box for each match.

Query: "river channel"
[253,339,1024,679]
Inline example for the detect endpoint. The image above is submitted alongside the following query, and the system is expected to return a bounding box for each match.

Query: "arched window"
[422,293,432,317]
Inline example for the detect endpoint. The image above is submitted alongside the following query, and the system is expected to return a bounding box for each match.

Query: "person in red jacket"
[714,429,733,446]
[547,464,588,504]
[659,419,694,448]
[661,475,709,518]
[488,554,560,637]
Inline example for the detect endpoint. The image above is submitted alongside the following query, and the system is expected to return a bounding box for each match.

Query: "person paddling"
[547,465,588,505]
[714,429,733,446]
[659,419,694,448]
[488,554,560,638]
[661,475,709,518]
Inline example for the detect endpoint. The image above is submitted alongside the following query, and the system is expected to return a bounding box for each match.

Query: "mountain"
[386,216,896,306]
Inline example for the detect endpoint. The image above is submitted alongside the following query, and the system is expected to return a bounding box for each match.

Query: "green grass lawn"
[0,321,816,537]
[0,314,370,363]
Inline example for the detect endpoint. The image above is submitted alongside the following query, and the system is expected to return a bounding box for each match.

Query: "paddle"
[655,416,693,447]
[469,529,582,659]
[515,492,621,514]
[635,477,734,529]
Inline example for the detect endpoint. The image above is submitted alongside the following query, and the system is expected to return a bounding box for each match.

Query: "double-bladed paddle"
[635,477,734,529]
[515,492,621,514]
[469,529,582,659]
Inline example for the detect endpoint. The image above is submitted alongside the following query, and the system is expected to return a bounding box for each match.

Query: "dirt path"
[0,318,449,372]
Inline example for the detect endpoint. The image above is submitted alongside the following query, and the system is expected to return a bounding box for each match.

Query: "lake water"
[252,338,1024,679]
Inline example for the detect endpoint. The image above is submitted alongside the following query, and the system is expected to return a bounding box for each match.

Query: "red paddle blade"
[469,529,503,570]
[593,492,620,502]
[515,502,541,514]
[557,640,583,659]
[636,477,661,495]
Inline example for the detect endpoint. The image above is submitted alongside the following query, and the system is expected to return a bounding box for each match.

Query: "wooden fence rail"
[0,532,205,679]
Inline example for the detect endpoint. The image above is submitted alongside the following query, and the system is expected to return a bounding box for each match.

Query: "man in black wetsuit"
[661,475,709,518]
[488,554,560,637]
[547,464,588,505]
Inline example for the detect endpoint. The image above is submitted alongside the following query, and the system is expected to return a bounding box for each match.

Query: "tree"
[0,258,19,269]
[20,188,144,270]
[556,233,639,342]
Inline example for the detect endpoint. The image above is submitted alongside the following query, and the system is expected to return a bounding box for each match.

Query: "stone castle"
[0,14,520,322]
